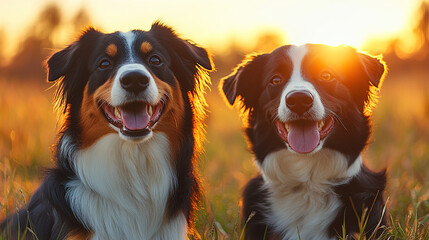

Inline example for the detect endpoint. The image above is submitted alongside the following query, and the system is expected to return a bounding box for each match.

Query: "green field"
[1,68,429,239]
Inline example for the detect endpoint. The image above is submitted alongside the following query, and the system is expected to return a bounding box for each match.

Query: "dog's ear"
[354,51,387,114]
[46,28,101,110]
[221,54,267,108]
[151,22,213,71]
[47,28,101,83]
[47,43,79,82]
[182,41,213,71]
[222,73,239,106]
[150,22,213,92]
[358,53,386,88]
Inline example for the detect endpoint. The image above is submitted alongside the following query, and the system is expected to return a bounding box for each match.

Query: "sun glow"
[0,0,419,60]
[270,0,416,49]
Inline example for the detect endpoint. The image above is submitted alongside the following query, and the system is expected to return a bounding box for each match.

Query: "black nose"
[120,71,150,94]
[286,90,314,115]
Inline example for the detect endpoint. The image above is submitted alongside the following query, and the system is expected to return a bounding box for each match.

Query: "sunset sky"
[0,0,420,57]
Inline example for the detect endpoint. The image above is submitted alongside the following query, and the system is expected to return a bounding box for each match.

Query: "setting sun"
[274,0,416,47]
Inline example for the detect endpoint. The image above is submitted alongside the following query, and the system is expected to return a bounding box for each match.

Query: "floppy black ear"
[358,53,386,88]
[222,73,239,105]
[46,28,101,110]
[151,22,213,71]
[221,54,267,108]
[46,28,101,83]
[354,51,387,114]
[178,37,212,71]
[47,43,79,82]
[150,22,213,93]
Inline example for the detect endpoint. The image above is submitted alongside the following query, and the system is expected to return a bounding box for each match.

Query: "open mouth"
[275,116,334,154]
[99,97,167,138]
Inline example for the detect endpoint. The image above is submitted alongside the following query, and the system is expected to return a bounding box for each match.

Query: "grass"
[1,69,429,239]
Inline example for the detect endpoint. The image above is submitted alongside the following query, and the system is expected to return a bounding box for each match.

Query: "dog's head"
[47,22,212,146]
[221,44,385,160]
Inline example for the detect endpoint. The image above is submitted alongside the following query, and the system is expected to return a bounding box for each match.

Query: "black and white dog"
[1,22,212,239]
[221,44,387,239]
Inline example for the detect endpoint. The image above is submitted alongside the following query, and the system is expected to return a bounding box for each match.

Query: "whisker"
[158,90,170,103]
[327,110,348,132]
[97,103,104,110]
[271,114,280,124]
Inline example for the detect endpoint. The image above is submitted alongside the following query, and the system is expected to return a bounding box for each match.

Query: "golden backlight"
[1,1,429,237]
[0,0,420,58]
[276,0,414,48]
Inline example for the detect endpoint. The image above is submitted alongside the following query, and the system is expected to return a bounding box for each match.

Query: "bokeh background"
[1,0,429,238]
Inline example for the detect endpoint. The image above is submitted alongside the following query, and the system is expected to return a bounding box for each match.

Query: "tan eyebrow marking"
[106,44,117,57]
[140,41,153,53]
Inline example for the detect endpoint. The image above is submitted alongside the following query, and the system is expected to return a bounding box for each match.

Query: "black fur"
[1,22,212,239]
[241,175,278,240]
[221,44,387,239]
[331,166,387,237]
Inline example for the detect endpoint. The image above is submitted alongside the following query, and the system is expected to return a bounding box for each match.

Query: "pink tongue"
[287,121,320,154]
[120,107,150,130]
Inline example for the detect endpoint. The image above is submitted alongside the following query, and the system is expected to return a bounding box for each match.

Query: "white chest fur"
[66,133,187,240]
[260,149,362,240]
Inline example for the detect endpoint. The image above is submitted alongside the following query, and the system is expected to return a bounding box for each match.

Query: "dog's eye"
[320,70,335,82]
[149,55,162,66]
[270,76,282,85]
[99,59,112,69]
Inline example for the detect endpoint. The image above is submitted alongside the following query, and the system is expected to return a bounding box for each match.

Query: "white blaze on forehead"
[284,45,313,95]
[288,45,308,86]
[120,31,137,62]
[109,32,159,107]
[278,45,325,122]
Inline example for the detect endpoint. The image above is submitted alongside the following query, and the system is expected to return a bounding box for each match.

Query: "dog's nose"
[286,90,314,115]
[120,71,150,94]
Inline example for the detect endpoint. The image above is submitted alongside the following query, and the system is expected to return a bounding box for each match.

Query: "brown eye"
[270,76,282,85]
[320,70,335,82]
[149,55,162,66]
[99,59,112,69]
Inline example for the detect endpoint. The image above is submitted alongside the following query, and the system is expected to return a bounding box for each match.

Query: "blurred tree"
[34,3,62,44]
[0,28,5,66]
[253,31,285,53]
[5,4,62,80]
[377,0,429,73]
[0,28,5,77]
[211,31,286,84]
[210,39,247,83]
[72,7,92,33]
[413,0,429,59]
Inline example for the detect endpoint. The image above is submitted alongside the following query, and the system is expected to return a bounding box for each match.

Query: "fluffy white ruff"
[66,133,187,240]
[259,149,362,240]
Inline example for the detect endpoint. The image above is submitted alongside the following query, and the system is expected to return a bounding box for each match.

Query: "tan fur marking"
[80,81,115,148]
[140,41,153,53]
[66,230,93,240]
[153,76,185,159]
[106,44,117,57]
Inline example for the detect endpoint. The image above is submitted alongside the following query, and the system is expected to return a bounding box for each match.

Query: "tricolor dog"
[1,22,212,240]
[221,44,387,240]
